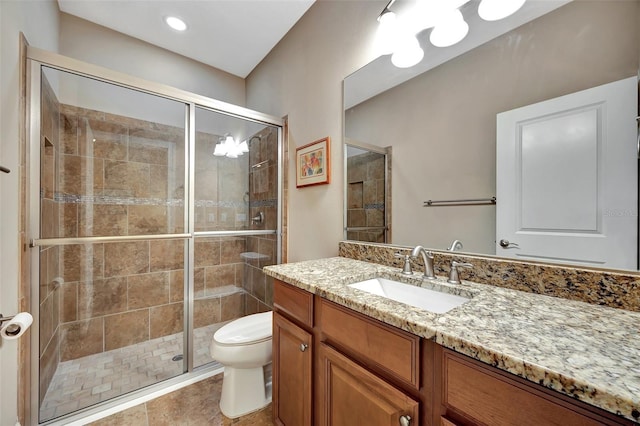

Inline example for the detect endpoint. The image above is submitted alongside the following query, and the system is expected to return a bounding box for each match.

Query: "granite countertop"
[264,257,640,423]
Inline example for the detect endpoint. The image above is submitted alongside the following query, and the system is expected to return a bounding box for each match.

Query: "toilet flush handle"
[299,343,308,352]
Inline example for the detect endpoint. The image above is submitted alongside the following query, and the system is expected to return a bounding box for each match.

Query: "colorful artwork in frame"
[296,137,330,188]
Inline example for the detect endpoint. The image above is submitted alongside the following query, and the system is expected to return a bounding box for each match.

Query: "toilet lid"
[214,311,273,345]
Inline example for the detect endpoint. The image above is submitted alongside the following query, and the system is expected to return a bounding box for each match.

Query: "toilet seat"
[213,311,272,347]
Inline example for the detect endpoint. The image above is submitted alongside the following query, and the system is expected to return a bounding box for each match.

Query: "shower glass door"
[37,67,189,422]
[32,54,283,424]
[192,107,280,369]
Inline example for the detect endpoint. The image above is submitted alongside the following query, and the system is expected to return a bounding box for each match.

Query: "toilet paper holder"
[1,314,21,337]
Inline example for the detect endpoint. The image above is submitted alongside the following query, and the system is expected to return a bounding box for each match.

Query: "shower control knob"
[299,343,308,352]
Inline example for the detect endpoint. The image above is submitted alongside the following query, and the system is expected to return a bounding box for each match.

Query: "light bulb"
[376,10,399,55]
[411,0,471,32]
[213,143,226,156]
[478,0,526,21]
[391,36,424,68]
[429,9,469,47]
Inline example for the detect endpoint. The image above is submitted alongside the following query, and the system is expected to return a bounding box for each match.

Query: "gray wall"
[59,13,245,106]
[246,0,385,261]
[1,2,60,424]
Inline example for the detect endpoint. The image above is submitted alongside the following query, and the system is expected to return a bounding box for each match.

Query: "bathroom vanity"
[265,256,640,426]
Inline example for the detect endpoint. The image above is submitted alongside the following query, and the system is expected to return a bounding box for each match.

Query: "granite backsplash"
[339,241,640,312]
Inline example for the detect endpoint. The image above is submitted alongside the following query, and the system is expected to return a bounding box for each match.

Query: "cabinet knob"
[299,343,308,352]
[399,415,411,426]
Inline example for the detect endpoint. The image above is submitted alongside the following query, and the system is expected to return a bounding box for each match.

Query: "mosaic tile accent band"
[249,199,277,208]
[364,203,384,210]
[52,194,278,210]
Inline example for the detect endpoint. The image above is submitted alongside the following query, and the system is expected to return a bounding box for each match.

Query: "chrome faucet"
[394,252,413,275]
[410,245,436,280]
[448,260,473,284]
[447,239,463,251]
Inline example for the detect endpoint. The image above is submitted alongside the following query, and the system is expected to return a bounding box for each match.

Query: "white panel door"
[496,77,637,269]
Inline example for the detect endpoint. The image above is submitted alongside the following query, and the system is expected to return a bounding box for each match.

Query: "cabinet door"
[319,343,419,426]
[273,312,313,426]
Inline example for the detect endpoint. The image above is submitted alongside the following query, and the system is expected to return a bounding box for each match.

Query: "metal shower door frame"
[26,46,283,425]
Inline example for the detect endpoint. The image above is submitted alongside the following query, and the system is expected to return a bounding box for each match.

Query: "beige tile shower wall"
[57,236,247,362]
[244,128,279,313]
[243,236,276,314]
[339,241,640,313]
[346,152,385,243]
[194,237,247,328]
[55,106,246,362]
[58,104,185,238]
[39,77,61,403]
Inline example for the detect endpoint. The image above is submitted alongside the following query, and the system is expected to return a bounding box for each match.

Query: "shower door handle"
[0,165,9,174]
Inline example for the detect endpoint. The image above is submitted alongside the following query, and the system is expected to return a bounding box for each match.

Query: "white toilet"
[210,310,273,419]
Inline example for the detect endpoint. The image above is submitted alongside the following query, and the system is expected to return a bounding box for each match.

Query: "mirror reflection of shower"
[344,141,392,243]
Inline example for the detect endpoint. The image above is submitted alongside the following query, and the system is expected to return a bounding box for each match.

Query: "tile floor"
[41,324,224,421]
[88,374,273,426]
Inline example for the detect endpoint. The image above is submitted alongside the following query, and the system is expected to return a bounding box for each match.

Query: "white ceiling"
[57,0,316,78]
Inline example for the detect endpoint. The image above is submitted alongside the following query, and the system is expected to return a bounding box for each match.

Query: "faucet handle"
[448,261,473,284]
[394,252,413,275]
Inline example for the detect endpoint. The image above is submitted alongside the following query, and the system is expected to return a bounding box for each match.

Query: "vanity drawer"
[317,298,420,390]
[273,279,314,328]
[440,349,626,426]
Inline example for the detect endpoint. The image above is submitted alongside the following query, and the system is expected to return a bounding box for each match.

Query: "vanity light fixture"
[377,0,526,68]
[377,2,424,67]
[164,16,187,32]
[391,34,424,68]
[429,9,470,48]
[376,8,399,56]
[213,135,249,158]
[478,0,527,21]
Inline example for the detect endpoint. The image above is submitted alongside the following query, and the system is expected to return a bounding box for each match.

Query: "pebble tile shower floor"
[41,324,221,420]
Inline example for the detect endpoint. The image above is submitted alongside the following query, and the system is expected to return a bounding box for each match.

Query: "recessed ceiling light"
[164,16,187,32]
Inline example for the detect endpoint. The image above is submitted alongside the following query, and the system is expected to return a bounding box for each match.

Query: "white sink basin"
[348,277,470,314]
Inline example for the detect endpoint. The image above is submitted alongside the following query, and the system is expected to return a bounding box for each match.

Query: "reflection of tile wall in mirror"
[346,150,386,243]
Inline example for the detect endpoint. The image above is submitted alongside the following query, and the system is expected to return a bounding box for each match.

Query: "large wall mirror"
[344,0,640,271]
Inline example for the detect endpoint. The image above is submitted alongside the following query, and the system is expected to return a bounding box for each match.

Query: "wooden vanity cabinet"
[273,279,634,426]
[273,280,314,425]
[434,346,635,426]
[316,298,424,426]
[273,279,428,426]
[318,342,419,426]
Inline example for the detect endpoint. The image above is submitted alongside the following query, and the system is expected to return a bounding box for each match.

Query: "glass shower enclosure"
[28,48,282,424]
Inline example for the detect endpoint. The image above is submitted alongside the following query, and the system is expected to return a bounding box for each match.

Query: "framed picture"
[296,137,330,188]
